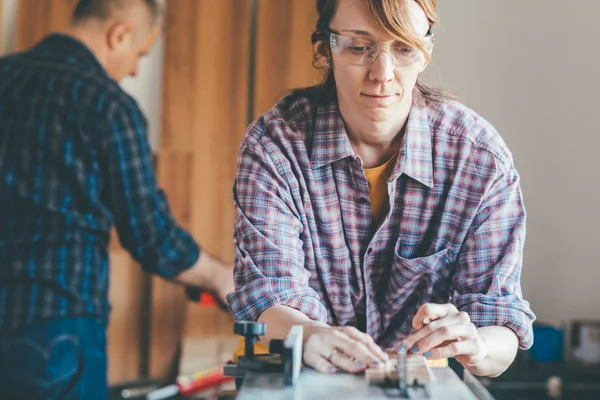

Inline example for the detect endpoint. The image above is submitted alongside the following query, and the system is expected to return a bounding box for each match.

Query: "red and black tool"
[144,365,234,400]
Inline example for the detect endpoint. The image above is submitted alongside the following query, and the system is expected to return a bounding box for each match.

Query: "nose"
[368,51,395,84]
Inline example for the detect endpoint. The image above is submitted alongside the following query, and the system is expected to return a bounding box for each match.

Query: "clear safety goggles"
[325,28,434,67]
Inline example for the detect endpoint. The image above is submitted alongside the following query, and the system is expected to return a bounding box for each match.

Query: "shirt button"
[367,248,373,254]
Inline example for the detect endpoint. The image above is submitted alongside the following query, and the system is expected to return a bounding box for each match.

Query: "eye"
[348,45,368,53]
[347,39,373,54]
[394,44,414,55]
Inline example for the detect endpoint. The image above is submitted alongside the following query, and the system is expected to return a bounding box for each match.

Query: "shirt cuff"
[147,241,201,279]
[453,293,535,349]
[227,281,327,323]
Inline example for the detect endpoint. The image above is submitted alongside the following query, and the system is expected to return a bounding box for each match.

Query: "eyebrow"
[340,29,373,36]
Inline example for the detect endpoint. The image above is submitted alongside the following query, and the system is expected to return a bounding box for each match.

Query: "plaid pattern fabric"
[228,93,535,349]
[0,34,199,330]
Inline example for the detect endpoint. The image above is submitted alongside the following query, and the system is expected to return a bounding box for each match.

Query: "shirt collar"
[33,33,109,77]
[310,98,434,189]
[394,104,434,188]
[310,100,355,168]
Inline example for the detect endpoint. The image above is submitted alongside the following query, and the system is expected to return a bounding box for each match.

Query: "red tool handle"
[177,366,234,396]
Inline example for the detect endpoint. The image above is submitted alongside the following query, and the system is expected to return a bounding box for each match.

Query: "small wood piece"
[365,355,435,387]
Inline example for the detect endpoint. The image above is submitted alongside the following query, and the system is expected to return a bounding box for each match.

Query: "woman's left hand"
[398,303,488,367]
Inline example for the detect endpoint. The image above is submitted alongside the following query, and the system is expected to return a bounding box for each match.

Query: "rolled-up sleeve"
[227,122,327,323]
[452,157,535,349]
[102,101,199,278]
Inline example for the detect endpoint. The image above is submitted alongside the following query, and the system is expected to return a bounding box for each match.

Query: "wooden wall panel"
[151,0,250,378]
[253,0,321,118]
[166,0,322,378]
[106,249,145,383]
[0,0,3,54]
[15,0,76,51]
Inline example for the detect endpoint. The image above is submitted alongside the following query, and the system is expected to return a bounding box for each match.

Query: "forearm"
[466,326,519,377]
[258,305,328,345]
[172,250,215,286]
[171,250,233,298]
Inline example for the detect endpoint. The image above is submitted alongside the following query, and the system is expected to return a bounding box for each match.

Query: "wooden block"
[366,355,434,386]
[426,358,449,368]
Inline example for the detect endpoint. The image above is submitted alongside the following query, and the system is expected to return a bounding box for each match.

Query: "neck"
[341,97,411,169]
[61,23,109,68]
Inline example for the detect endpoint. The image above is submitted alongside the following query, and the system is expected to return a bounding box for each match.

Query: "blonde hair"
[298,0,454,104]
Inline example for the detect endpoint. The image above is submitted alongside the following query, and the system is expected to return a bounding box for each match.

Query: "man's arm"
[101,101,230,294]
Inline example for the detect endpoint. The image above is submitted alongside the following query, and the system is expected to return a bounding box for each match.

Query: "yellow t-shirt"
[364,152,398,226]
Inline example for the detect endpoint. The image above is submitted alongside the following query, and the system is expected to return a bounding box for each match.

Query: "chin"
[363,108,395,123]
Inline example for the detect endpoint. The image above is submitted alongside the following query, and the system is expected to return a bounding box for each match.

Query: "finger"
[430,339,482,363]
[329,350,369,373]
[402,311,468,353]
[413,322,477,355]
[328,330,384,367]
[302,333,339,371]
[310,356,338,374]
[412,303,458,330]
[338,326,389,363]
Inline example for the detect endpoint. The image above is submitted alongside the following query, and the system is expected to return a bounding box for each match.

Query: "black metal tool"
[234,321,266,360]
[224,322,303,388]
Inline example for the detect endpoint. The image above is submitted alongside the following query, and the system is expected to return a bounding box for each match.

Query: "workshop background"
[1,0,599,395]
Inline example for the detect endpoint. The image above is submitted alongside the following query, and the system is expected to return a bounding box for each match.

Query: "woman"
[227,0,535,377]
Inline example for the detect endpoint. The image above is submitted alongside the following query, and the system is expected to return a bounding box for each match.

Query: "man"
[228,0,535,377]
[0,1,232,399]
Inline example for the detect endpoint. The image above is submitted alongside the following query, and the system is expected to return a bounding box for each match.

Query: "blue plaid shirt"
[0,34,200,330]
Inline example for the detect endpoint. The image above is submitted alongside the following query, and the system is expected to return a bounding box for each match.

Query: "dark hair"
[294,0,454,105]
[71,0,161,24]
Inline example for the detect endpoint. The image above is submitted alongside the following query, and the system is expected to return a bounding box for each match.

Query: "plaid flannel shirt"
[227,92,535,349]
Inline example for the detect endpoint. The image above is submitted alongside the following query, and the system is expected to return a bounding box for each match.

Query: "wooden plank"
[151,0,250,378]
[0,0,3,54]
[253,0,321,118]
[106,251,145,383]
[15,0,76,51]
[175,0,322,373]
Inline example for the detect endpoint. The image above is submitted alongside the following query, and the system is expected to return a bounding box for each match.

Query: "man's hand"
[398,303,487,368]
[172,251,234,305]
[302,323,389,374]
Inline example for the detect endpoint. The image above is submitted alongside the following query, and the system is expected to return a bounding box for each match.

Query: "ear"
[418,47,433,74]
[312,40,331,69]
[106,22,134,50]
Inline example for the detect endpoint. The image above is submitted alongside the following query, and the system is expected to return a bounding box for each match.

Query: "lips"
[361,93,398,105]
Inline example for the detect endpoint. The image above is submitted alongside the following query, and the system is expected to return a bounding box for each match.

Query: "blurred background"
[1,0,599,398]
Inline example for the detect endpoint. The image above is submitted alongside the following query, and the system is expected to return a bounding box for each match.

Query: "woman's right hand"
[301,323,389,373]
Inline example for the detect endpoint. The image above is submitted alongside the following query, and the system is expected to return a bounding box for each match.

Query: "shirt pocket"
[385,246,451,314]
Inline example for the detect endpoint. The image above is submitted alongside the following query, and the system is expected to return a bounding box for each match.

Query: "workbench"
[236,366,494,400]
